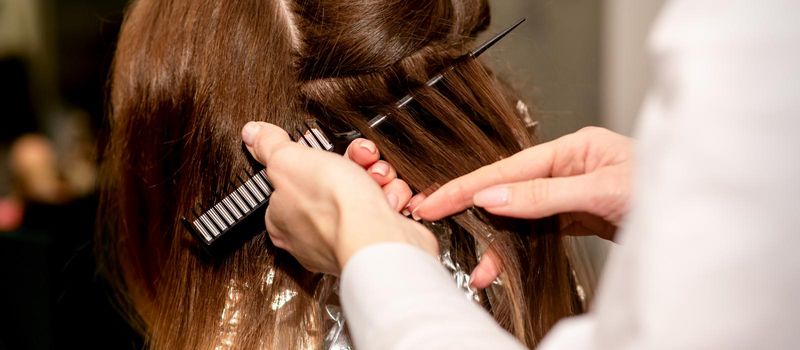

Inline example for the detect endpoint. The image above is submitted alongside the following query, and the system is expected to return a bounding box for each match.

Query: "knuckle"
[444,182,469,207]
[585,190,607,216]
[585,173,627,220]
[524,178,549,206]
[252,126,292,163]
[251,133,267,160]
[394,179,411,194]
[438,183,464,213]
[576,126,614,144]
[475,162,511,184]
[394,179,412,195]
[491,163,515,184]
[269,143,296,168]
[577,126,605,136]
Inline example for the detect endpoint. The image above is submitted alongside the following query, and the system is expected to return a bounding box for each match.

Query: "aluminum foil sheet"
[318,250,477,350]
[440,249,480,303]
[317,245,480,350]
[323,304,353,350]
[262,220,483,350]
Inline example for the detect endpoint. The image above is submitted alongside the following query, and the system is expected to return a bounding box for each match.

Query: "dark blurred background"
[0,0,141,349]
[0,0,663,348]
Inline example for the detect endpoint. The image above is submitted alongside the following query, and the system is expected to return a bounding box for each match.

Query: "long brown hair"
[99,0,584,348]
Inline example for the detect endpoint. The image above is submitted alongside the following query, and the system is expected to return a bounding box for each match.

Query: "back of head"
[100,0,583,348]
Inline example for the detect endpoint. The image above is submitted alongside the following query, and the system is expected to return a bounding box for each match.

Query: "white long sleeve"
[340,243,525,350]
[541,1,800,349]
[340,1,800,349]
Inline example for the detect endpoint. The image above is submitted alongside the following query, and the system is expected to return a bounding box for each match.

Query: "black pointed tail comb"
[181,19,526,251]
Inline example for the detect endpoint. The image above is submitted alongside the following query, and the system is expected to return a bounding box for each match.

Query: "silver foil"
[440,250,480,303]
[319,249,480,350]
[323,304,353,350]
[319,253,478,350]
[264,220,481,350]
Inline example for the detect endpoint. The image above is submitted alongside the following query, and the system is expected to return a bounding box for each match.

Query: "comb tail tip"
[365,18,527,131]
[470,17,526,58]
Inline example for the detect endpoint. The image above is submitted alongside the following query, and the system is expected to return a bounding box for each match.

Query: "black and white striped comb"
[180,120,338,247]
[180,18,526,249]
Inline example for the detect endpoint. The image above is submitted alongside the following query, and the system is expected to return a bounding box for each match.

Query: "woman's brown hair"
[99,0,585,348]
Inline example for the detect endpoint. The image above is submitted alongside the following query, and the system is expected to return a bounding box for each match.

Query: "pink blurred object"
[0,197,24,232]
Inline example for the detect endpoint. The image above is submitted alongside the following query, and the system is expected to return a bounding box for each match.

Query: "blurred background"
[0,0,663,348]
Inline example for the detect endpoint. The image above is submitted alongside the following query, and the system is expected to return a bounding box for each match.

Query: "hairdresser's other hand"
[414,127,633,288]
[416,127,632,236]
[241,122,437,275]
[344,138,413,212]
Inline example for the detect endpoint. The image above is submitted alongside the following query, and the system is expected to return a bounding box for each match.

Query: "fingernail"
[473,186,511,207]
[242,122,262,146]
[411,209,421,221]
[401,208,411,217]
[359,140,376,154]
[407,194,423,210]
[406,195,425,216]
[371,162,389,177]
[386,193,399,209]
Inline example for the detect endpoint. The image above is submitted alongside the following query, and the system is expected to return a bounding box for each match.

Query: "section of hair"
[101,0,323,348]
[302,53,582,345]
[99,0,583,349]
[293,0,488,79]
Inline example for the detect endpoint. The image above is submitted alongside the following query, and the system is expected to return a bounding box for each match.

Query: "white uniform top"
[340,1,800,349]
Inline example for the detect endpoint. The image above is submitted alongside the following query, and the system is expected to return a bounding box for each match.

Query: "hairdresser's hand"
[414,127,633,288]
[241,122,437,275]
[344,138,414,212]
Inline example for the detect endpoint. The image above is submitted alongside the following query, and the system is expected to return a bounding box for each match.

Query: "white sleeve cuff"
[340,243,525,350]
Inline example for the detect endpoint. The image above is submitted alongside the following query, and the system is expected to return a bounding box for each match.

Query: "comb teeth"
[182,120,334,246]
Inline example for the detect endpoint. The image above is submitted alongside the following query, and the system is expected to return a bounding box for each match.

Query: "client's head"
[99,0,583,348]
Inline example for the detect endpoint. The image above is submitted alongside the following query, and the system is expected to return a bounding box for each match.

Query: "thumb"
[241,121,293,165]
[472,171,612,219]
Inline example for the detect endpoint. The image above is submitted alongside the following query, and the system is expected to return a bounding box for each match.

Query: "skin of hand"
[241,121,437,275]
[413,127,634,288]
[344,136,414,212]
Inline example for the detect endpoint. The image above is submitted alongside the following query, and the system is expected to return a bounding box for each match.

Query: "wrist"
[333,205,438,271]
[333,205,393,269]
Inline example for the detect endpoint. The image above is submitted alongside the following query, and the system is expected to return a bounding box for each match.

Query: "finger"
[382,179,413,212]
[241,121,295,165]
[344,138,380,167]
[470,249,502,290]
[368,160,397,186]
[414,139,562,221]
[404,193,427,218]
[471,174,599,219]
[473,165,628,221]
